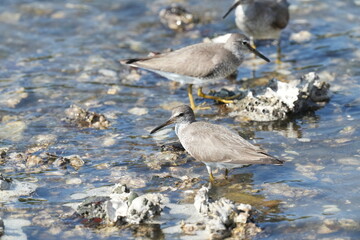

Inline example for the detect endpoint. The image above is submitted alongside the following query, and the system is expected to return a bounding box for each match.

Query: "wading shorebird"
[121,33,270,110]
[150,105,283,182]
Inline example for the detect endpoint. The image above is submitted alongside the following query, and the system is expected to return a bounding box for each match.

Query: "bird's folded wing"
[180,122,280,165]
[121,43,230,78]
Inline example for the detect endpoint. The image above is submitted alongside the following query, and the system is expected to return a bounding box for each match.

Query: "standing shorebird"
[120,33,270,110]
[223,0,289,61]
[150,105,283,182]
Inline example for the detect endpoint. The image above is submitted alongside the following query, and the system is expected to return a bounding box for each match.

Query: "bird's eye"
[242,39,249,45]
[178,113,184,117]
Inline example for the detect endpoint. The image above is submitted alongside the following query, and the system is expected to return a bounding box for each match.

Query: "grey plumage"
[223,0,290,40]
[150,105,283,181]
[121,33,270,109]
[121,33,270,86]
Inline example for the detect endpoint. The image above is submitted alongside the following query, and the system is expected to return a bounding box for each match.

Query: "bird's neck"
[232,50,246,62]
[224,43,246,62]
[236,0,253,13]
[175,121,193,136]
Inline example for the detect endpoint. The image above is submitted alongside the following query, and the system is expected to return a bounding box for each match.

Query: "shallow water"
[0,0,360,239]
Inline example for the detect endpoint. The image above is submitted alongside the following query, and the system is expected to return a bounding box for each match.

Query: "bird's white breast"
[235,4,281,40]
[151,70,221,86]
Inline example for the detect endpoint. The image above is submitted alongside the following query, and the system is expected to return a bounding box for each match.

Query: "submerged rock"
[159,4,197,32]
[145,142,188,170]
[76,184,164,227]
[0,120,27,141]
[214,72,330,121]
[183,185,262,239]
[0,87,29,108]
[52,154,85,170]
[0,148,8,162]
[0,179,37,202]
[0,217,4,237]
[0,174,12,190]
[317,218,360,234]
[0,218,31,240]
[145,151,188,170]
[160,142,185,152]
[76,196,110,223]
[64,105,110,129]
[4,151,85,170]
[262,183,319,199]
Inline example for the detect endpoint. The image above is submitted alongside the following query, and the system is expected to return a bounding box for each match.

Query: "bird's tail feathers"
[120,58,143,65]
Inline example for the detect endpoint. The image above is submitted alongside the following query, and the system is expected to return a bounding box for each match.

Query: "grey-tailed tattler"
[150,105,283,182]
[121,33,270,110]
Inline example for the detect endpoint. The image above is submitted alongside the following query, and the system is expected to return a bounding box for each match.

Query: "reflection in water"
[208,173,283,222]
[241,118,304,139]
[129,224,164,240]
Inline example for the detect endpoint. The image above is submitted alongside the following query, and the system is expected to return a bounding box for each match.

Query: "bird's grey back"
[124,42,242,80]
[178,121,281,165]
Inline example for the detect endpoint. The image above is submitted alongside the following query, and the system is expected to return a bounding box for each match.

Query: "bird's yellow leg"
[276,39,282,65]
[197,87,237,104]
[188,85,210,110]
[222,93,242,100]
[187,84,196,110]
[206,165,216,183]
[209,172,215,183]
[224,168,229,180]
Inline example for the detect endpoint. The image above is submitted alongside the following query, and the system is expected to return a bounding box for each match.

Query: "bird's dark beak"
[223,1,242,19]
[150,118,176,134]
[245,42,271,62]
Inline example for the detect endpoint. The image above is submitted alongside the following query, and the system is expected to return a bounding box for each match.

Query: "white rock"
[323,205,341,214]
[1,218,31,240]
[0,121,26,141]
[66,178,82,185]
[128,107,149,116]
[126,193,164,224]
[106,194,130,222]
[0,12,21,24]
[193,185,259,239]
[338,157,360,165]
[0,181,37,202]
[290,30,312,43]
[229,72,330,121]
[99,69,117,78]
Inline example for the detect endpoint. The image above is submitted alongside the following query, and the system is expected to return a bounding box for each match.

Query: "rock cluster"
[64,105,110,129]
[159,4,197,31]
[0,174,12,191]
[76,184,164,226]
[0,177,37,202]
[216,72,330,121]
[181,185,261,239]
[2,151,84,170]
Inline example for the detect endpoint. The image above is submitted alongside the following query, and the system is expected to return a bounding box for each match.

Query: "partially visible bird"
[223,0,289,62]
[150,105,283,182]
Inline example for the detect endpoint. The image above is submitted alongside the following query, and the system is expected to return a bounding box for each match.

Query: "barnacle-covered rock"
[212,72,330,121]
[64,105,110,129]
[75,184,164,226]
[159,4,197,32]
